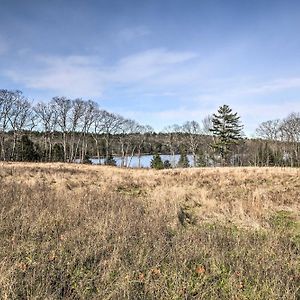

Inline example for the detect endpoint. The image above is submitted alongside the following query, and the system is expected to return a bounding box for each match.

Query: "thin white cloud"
[5,48,198,97]
[212,77,300,99]
[236,100,300,119]
[4,47,300,133]
[121,99,300,135]
[110,48,198,83]
[238,77,300,95]
[6,55,106,98]
[113,107,214,132]
[117,26,151,42]
[120,48,197,66]
[190,76,300,107]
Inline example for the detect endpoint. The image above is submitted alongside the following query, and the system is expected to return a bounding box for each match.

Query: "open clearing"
[0,163,299,299]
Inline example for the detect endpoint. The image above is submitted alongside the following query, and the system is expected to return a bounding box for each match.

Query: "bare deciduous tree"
[52,97,72,162]
[118,118,139,167]
[69,99,86,161]
[202,114,213,136]
[34,101,57,161]
[0,90,19,160]
[8,94,32,160]
[280,113,300,166]
[79,100,98,162]
[256,119,281,141]
[136,125,154,168]
[182,120,202,167]
[163,124,181,167]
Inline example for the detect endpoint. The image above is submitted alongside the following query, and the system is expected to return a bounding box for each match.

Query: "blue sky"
[1,0,300,135]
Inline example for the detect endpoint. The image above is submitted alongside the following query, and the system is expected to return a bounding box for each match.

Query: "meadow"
[0,163,299,299]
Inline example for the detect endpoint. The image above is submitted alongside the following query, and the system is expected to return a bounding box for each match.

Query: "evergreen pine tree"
[196,149,207,167]
[177,149,190,168]
[17,135,40,162]
[52,144,64,162]
[150,153,164,169]
[210,104,243,164]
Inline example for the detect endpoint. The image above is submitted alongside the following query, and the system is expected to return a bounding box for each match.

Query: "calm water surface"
[88,154,195,168]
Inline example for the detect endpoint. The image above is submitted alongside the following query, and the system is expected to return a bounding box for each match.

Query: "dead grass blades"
[0,163,299,299]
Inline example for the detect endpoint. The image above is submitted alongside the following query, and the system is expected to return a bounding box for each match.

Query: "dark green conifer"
[210,104,243,164]
[150,153,164,169]
[17,135,40,162]
[177,149,190,168]
[196,149,207,167]
[52,144,64,162]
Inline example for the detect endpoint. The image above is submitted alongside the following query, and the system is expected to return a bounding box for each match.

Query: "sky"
[1,0,300,135]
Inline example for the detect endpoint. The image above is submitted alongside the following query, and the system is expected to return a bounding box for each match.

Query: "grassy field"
[0,163,299,299]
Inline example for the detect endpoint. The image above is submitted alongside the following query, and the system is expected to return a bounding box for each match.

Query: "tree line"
[1,89,300,167]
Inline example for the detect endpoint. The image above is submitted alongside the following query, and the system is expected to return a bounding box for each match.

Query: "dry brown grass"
[0,163,299,299]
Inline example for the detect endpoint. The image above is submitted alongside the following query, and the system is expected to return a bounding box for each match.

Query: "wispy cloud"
[4,48,198,97]
[190,76,300,107]
[117,26,151,42]
[110,48,198,84]
[5,55,106,98]
[3,47,300,135]
[122,98,300,134]
[235,77,300,95]
[5,48,300,102]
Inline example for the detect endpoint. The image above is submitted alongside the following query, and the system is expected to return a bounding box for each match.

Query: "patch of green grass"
[269,210,298,231]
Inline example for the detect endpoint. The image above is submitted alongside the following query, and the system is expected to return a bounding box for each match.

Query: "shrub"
[177,149,189,168]
[16,135,41,162]
[150,153,164,169]
[104,154,117,166]
[163,159,172,169]
[82,154,92,164]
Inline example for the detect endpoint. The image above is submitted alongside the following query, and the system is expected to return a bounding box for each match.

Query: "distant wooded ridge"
[1,89,300,167]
